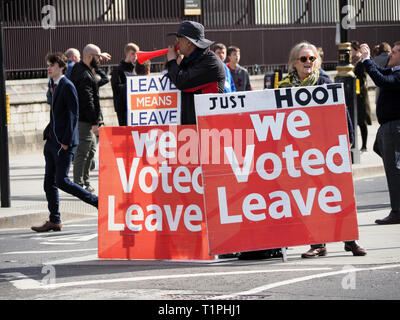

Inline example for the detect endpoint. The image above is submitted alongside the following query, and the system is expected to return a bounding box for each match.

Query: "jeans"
[44,138,98,224]
[73,121,97,186]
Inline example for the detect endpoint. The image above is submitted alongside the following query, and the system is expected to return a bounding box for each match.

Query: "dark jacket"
[69,61,102,125]
[363,59,400,125]
[166,48,226,124]
[111,60,135,126]
[43,76,79,147]
[316,73,355,145]
[354,61,372,125]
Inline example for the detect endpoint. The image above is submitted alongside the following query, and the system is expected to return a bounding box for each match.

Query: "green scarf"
[277,70,320,88]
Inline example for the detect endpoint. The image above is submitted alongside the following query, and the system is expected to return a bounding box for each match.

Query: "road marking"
[43,254,98,265]
[3,267,332,290]
[211,263,400,299]
[1,273,42,290]
[2,248,97,255]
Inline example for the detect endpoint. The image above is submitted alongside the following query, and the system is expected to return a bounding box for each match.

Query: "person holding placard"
[277,41,367,258]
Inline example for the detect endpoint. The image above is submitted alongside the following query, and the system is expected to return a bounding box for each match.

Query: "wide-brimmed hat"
[168,21,214,49]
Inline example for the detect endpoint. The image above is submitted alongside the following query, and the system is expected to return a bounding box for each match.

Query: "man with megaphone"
[165,20,226,125]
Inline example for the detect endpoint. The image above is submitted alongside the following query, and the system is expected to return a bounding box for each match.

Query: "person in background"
[31,52,98,232]
[374,42,392,104]
[111,42,139,126]
[135,60,151,75]
[226,45,251,91]
[351,41,372,153]
[65,48,81,79]
[278,41,367,259]
[212,43,236,93]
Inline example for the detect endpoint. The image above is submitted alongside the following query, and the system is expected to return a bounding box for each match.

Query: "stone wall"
[5,72,376,155]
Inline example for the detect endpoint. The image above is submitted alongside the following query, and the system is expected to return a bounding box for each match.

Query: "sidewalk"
[0,121,384,229]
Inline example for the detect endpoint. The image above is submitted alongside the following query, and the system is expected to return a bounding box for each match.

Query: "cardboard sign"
[195,84,359,255]
[126,74,181,126]
[98,125,214,260]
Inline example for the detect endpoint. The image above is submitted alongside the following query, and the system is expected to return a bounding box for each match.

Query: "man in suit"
[31,53,98,232]
[360,41,400,224]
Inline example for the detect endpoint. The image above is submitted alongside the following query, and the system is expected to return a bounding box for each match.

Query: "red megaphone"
[136,46,179,64]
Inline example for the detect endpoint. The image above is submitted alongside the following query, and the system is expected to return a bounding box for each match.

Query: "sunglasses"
[298,56,317,63]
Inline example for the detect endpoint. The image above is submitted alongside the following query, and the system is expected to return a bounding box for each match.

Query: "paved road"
[1,175,399,305]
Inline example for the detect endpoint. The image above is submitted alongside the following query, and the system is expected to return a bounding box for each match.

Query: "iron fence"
[1,0,400,79]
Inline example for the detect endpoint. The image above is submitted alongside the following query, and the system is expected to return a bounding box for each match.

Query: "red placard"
[98,125,214,260]
[195,86,359,255]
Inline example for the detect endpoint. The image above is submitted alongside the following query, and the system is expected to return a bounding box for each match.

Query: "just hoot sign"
[194,84,359,255]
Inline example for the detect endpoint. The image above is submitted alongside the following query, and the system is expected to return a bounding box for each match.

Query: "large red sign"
[98,125,214,260]
[195,85,359,254]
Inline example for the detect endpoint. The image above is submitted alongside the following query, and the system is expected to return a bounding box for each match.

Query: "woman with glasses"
[277,41,367,258]
[278,41,329,87]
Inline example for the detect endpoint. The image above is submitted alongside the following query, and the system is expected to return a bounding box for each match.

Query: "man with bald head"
[70,44,111,193]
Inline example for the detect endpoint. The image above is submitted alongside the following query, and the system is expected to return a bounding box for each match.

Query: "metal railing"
[2,0,400,79]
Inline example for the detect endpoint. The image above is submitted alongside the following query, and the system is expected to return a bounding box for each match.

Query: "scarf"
[277,70,320,88]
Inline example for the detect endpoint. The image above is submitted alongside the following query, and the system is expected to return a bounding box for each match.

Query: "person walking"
[31,53,98,233]
[360,41,400,225]
[69,44,110,193]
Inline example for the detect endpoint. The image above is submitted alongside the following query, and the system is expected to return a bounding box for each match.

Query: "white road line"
[2,248,97,255]
[211,263,400,299]
[1,273,42,290]
[43,254,98,265]
[4,268,332,290]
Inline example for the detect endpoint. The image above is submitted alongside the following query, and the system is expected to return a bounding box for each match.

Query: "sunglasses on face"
[298,56,317,63]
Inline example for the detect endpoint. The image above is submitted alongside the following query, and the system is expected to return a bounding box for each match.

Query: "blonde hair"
[287,41,321,73]
[124,43,140,54]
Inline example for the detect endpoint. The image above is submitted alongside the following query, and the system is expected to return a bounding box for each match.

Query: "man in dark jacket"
[361,41,400,225]
[111,42,139,126]
[166,20,225,125]
[69,44,110,192]
[31,53,98,232]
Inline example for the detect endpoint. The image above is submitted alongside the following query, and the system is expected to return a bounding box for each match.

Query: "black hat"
[168,21,214,49]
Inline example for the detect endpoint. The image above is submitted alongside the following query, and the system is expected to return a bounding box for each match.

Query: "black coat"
[111,60,135,126]
[69,61,102,126]
[166,48,226,124]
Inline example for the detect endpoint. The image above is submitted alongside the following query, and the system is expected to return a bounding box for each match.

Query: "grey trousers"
[374,119,400,212]
[73,121,97,186]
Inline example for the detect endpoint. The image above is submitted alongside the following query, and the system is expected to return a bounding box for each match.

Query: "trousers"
[374,119,400,212]
[44,138,98,223]
[73,121,97,186]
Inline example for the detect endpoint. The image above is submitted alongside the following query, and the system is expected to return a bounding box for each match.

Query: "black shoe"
[218,253,238,259]
[238,250,274,260]
[375,211,400,225]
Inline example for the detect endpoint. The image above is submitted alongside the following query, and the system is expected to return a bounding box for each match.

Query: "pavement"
[0,120,384,230]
